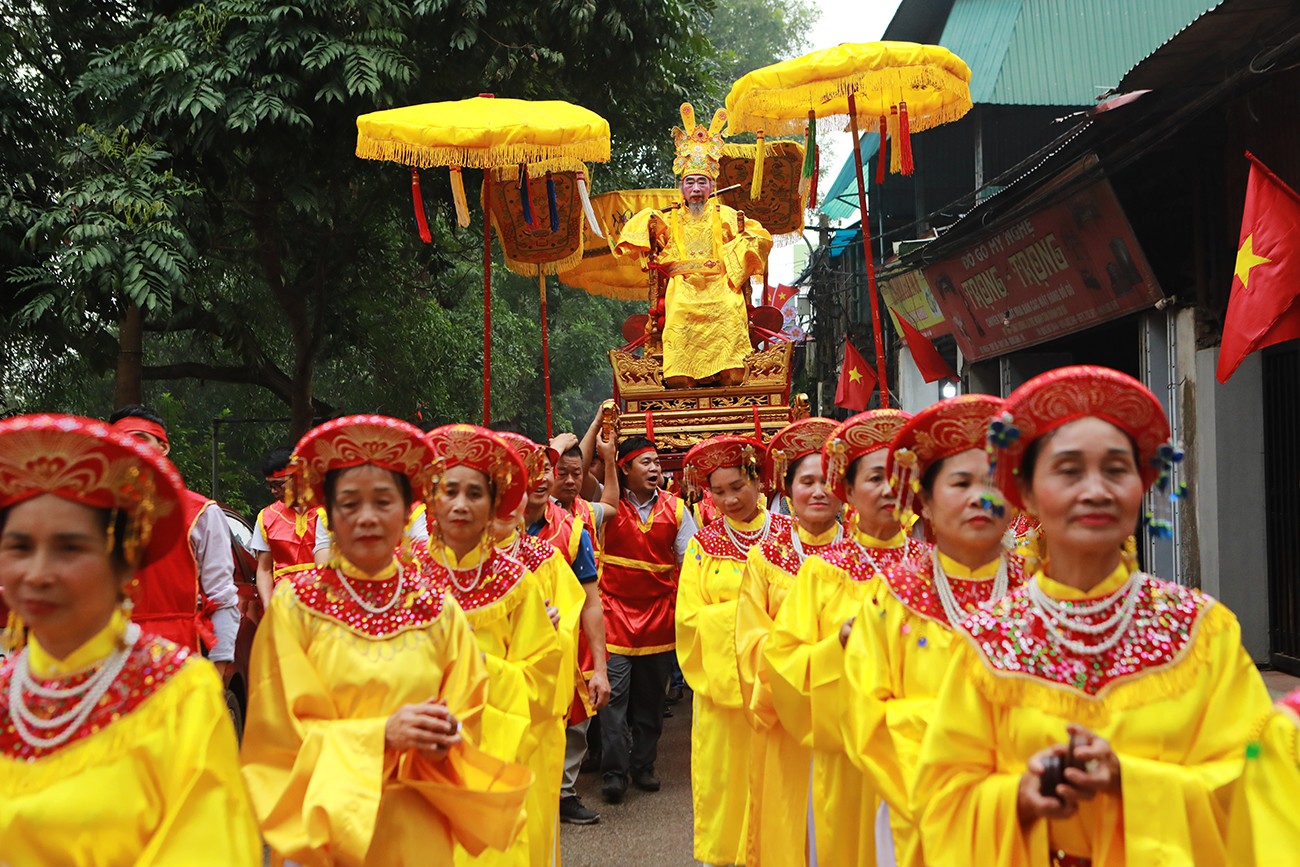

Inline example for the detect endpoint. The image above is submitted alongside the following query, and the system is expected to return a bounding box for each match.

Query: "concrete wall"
[1195,347,1269,662]
[896,346,947,413]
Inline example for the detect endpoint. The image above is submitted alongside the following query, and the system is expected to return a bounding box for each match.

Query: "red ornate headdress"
[887,395,1004,520]
[0,414,185,568]
[821,409,911,503]
[993,365,1172,511]
[288,415,436,511]
[495,431,559,489]
[765,417,838,494]
[683,435,765,490]
[425,424,528,519]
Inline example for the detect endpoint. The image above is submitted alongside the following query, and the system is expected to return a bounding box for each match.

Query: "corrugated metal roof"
[939,0,1221,106]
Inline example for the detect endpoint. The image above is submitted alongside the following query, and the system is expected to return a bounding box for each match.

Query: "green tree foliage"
[706,0,818,96]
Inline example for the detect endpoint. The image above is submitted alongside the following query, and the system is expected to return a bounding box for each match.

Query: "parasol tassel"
[799,120,815,199]
[577,172,603,238]
[546,170,559,232]
[449,166,470,228]
[876,115,888,185]
[899,101,914,176]
[518,163,535,227]
[411,168,432,243]
[750,129,765,200]
[889,106,902,175]
[810,144,820,209]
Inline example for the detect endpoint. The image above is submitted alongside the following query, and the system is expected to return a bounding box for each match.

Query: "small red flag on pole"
[892,309,958,383]
[835,340,877,411]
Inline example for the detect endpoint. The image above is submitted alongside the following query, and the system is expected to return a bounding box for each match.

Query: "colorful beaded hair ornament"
[886,394,1005,522]
[821,409,911,503]
[992,365,1183,538]
[495,431,557,490]
[765,417,838,495]
[425,424,529,521]
[287,415,437,514]
[683,435,766,491]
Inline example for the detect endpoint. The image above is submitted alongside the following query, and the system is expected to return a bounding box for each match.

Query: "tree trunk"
[114,303,144,408]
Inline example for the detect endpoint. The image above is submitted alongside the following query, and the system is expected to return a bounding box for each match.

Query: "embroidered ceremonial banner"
[485,165,585,276]
[717,140,806,237]
[559,188,677,300]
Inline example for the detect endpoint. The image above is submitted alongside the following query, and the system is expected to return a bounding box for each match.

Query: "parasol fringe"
[576,174,603,238]
[750,130,765,199]
[450,166,471,228]
[499,246,586,277]
[720,140,799,158]
[356,138,611,171]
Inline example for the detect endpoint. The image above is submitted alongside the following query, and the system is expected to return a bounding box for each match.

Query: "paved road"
[561,696,697,866]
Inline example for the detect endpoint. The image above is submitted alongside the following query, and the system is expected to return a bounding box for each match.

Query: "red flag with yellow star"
[835,339,876,410]
[1217,153,1300,383]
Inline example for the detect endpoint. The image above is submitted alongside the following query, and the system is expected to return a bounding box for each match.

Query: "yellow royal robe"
[765,527,930,866]
[617,198,772,381]
[841,552,1026,867]
[1,610,261,866]
[242,559,530,867]
[1228,697,1300,866]
[508,531,587,867]
[427,544,564,867]
[678,511,787,865]
[736,522,841,867]
[914,564,1275,867]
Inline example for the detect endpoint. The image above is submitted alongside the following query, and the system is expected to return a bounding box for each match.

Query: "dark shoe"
[601,774,627,804]
[662,706,674,718]
[560,795,601,825]
[665,685,684,704]
[580,751,602,774]
[631,768,661,792]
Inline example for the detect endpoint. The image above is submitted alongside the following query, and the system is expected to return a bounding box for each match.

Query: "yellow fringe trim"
[355,138,610,171]
[493,158,588,180]
[720,141,802,158]
[964,601,1235,727]
[498,244,585,278]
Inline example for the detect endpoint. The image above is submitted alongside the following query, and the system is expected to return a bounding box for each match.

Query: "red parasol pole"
[482,171,492,424]
[539,274,554,439]
[846,93,889,407]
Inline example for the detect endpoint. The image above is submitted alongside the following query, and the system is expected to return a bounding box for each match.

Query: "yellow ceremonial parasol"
[726,42,972,407]
[356,94,611,425]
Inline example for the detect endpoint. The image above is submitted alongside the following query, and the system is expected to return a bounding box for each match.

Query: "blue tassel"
[546,171,559,232]
[519,164,534,227]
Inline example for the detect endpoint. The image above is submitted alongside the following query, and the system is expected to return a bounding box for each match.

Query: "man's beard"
[686,200,706,218]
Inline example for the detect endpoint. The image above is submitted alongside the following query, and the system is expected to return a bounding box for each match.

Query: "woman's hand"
[385,700,462,761]
[1063,724,1122,797]
[545,599,561,628]
[838,616,856,648]
[1017,743,1081,826]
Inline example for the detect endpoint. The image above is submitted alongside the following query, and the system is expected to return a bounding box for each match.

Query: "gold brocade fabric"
[617,200,772,380]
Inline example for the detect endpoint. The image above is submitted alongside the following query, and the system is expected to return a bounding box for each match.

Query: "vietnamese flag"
[1217,153,1300,383]
[835,340,877,411]
[892,308,958,383]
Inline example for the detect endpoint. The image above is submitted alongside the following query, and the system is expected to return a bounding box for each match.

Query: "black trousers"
[598,650,672,779]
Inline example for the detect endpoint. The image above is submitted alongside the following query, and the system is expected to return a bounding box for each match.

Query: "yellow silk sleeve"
[764,555,854,751]
[841,581,911,820]
[736,546,782,730]
[613,207,657,260]
[530,550,586,718]
[719,206,773,290]
[1229,708,1300,866]
[913,638,1043,867]
[676,540,744,709]
[472,576,564,737]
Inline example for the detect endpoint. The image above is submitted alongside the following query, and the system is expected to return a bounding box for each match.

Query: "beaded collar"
[694,511,791,561]
[0,638,190,761]
[289,564,445,638]
[421,547,528,613]
[757,520,839,577]
[820,531,930,583]
[963,572,1212,697]
[884,552,1027,629]
[504,531,556,573]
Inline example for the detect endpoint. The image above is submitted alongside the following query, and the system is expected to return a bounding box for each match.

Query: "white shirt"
[191,503,240,663]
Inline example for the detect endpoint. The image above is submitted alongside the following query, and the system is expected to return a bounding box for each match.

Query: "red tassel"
[752,406,762,439]
[876,115,887,185]
[411,168,432,244]
[809,144,820,208]
[644,410,655,444]
[899,101,914,176]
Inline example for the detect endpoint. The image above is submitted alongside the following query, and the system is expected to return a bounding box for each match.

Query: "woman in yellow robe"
[913,366,1274,867]
[735,417,842,866]
[765,409,928,866]
[840,396,1026,867]
[423,423,564,867]
[677,435,784,865]
[0,413,260,866]
[1228,688,1300,865]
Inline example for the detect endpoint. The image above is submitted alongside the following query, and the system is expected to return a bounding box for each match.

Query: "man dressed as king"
[616,103,773,389]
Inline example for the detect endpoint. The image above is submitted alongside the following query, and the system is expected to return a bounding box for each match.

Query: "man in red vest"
[250,446,319,609]
[109,405,240,676]
[597,436,697,804]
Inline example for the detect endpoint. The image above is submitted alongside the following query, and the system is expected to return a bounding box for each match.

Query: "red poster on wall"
[921,177,1163,361]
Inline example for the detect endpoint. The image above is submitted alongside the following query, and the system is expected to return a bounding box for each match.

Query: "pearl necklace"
[335,562,405,615]
[723,512,773,556]
[849,539,884,576]
[789,523,844,565]
[1026,572,1146,656]
[10,622,141,750]
[931,550,1009,627]
[434,548,488,595]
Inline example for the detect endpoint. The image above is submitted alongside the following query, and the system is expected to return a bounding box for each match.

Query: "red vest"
[258,501,319,576]
[132,489,209,651]
[535,501,582,565]
[599,491,683,655]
